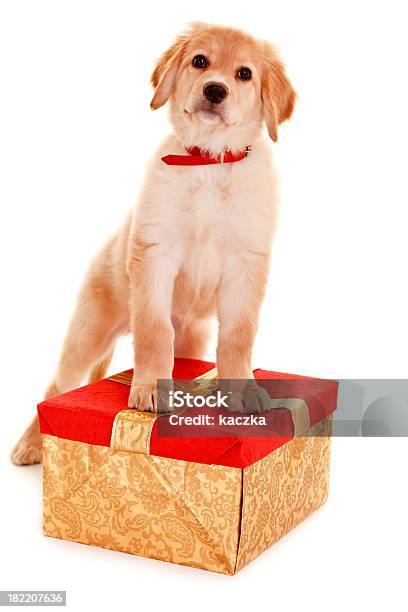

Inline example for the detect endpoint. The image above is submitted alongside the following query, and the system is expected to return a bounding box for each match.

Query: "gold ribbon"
[269,398,310,436]
[110,409,156,455]
[108,367,310,454]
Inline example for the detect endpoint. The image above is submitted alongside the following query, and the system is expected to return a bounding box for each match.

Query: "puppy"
[12,22,295,465]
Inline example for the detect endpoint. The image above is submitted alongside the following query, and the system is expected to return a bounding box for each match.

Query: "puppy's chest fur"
[160,167,244,317]
[136,148,274,320]
[174,170,239,284]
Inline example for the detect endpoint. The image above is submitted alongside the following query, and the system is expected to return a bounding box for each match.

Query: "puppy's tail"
[88,348,115,384]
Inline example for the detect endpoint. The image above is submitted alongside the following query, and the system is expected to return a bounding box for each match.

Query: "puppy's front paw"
[225,381,272,413]
[242,382,272,413]
[128,381,158,412]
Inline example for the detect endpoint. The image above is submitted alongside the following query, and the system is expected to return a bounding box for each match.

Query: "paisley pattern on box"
[42,416,332,574]
[236,416,332,571]
[42,435,242,574]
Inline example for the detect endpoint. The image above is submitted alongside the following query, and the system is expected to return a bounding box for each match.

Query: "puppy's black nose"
[203,82,228,104]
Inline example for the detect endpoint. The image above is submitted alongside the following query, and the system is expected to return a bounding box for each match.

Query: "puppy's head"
[151,23,296,153]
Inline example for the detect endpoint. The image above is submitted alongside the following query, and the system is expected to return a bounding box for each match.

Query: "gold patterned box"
[38,358,337,575]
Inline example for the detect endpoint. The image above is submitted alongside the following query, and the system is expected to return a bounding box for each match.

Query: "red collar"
[161,146,251,166]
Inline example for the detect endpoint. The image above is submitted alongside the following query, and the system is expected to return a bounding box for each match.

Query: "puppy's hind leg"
[88,347,115,384]
[174,317,212,360]
[11,250,128,465]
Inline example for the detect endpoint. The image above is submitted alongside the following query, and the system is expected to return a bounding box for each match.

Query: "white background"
[1,1,407,610]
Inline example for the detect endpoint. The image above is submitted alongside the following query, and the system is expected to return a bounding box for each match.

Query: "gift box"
[38,358,337,575]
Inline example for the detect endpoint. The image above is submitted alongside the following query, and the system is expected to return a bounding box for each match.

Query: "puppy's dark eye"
[192,55,209,69]
[237,67,252,81]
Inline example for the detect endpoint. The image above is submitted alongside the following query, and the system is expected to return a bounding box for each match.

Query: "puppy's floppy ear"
[150,35,188,110]
[261,44,296,142]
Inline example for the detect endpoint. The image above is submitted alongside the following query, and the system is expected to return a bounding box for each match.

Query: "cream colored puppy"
[12,22,295,465]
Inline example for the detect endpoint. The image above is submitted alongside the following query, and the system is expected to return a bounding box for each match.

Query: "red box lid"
[37,358,338,468]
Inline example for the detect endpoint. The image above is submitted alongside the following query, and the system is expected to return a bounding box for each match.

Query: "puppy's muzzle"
[203,82,229,104]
